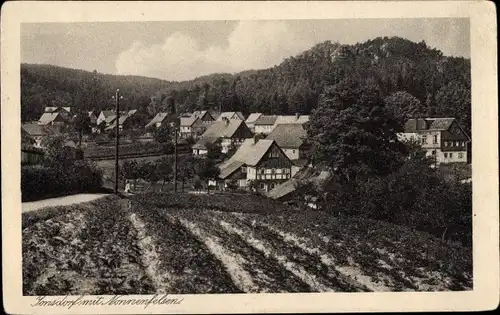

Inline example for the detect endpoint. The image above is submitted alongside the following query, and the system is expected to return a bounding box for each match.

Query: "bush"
[320,158,472,246]
[83,142,165,159]
[21,161,104,202]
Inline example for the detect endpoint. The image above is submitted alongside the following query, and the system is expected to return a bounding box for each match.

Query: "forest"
[21,36,471,134]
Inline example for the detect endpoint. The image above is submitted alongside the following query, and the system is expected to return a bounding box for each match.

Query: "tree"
[434,81,471,135]
[195,158,220,193]
[178,155,197,192]
[72,111,91,146]
[384,91,423,124]
[206,141,222,160]
[155,157,173,191]
[306,78,407,183]
[152,124,171,143]
[226,179,238,191]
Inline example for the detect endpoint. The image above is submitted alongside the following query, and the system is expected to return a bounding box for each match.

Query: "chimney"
[295,112,300,120]
[253,135,259,144]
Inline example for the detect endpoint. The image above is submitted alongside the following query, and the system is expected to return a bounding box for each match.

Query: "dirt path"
[22,194,109,212]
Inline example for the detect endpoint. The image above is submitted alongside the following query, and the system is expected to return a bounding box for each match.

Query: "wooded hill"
[21,36,471,134]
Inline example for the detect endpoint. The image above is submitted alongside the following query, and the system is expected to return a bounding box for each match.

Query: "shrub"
[320,158,472,246]
[21,160,103,202]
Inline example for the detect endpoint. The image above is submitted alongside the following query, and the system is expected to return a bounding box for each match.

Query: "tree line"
[21,36,470,135]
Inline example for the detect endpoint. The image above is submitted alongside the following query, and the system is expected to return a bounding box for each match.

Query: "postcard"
[1,1,498,314]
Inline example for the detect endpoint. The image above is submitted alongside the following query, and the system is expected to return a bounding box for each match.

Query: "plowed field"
[22,194,472,295]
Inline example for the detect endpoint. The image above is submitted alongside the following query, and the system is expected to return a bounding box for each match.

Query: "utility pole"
[114,89,120,194]
[173,121,178,193]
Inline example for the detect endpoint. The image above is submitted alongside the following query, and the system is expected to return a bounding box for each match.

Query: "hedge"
[83,142,170,159]
[21,161,104,202]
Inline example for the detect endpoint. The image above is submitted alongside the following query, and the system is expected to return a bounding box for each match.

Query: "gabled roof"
[404,118,457,132]
[180,115,199,127]
[192,110,214,120]
[100,110,115,118]
[128,109,138,116]
[145,112,169,129]
[216,111,245,121]
[192,137,218,150]
[266,168,331,200]
[254,115,278,126]
[105,116,130,130]
[104,115,117,124]
[219,139,281,179]
[22,124,48,137]
[44,106,71,113]
[38,112,64,125]
[245,113,263,124]
[266,124,307,149]
[200,120,246,139]
[275,114,310,125]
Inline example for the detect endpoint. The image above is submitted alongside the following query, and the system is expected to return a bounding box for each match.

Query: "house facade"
[245,113,263,132]
[192,118,252,155]
[254,115,278,135]
[399,118,470,164]
[266,123,309,161]
[38,112,67,126]
[44,106,72,121]
[218,139,293,192]
[180,111,215,138]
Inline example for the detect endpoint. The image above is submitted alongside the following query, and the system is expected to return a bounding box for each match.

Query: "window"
[449,153,453,158]
[276,169,282,174]
[265,169,272,174]
[444,153,448,158]
[433,135,438,144]
[241,167,247,173]
[431,150,436,156]
[270,183,275,189]
[284,168,290,174]
[259,183,265,189]
[292,150,296,154]
[421,136,428,144]
[458,152,463,159]
[444,141,449,147]
[455,141,459,146]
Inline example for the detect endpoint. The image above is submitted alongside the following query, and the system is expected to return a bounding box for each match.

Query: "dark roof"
[404,118,456,132]
[254,115,278,125]
[266,124,307,149]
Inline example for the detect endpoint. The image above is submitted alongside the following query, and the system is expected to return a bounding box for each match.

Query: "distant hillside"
[21,36,471,133]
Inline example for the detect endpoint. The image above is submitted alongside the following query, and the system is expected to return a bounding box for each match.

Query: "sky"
[21,18,470,82]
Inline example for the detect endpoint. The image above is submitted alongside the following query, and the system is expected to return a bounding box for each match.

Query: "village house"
[254,115,278,135]
[145,112,169,130]
[274,113,310,128]
[88,110,98,125]
[192,118,252,155]
[179,110,215,138]
[22,124,48,147]
[266,123,309,162]
[218,138,294,192]
[216,111,245,121]
[44,106,72,121]
[105,115,132,132]
[266,167,331,208]
[96,110,117,127]
[245,113,263,132]
[399,117,471,164]
[38,111,68,126]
